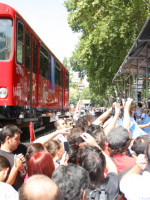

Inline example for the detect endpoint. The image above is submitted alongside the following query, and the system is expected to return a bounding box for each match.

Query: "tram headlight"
[0,88,8,98]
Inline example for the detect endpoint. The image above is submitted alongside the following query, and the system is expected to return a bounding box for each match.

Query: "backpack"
[87,186,107,200]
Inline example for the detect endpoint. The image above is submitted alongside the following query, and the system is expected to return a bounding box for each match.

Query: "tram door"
[32,37,38,116]
[25,30,37,117]
[25,30,32,116]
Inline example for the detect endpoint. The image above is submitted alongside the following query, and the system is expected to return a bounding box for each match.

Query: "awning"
[113,16,150,82]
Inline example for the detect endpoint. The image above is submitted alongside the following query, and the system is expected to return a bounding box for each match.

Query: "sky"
[0,0,80,62]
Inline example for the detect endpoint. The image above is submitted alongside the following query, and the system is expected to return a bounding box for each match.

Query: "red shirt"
[104,141,111,156]
[113,154,136,173]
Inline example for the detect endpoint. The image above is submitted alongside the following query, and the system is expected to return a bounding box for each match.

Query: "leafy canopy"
[64,0,150,97]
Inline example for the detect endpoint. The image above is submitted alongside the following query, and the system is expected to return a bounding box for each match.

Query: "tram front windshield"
[0,19,13,61]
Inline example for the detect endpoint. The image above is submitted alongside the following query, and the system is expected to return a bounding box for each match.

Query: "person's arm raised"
[138,122,150,129]
[93,107,113,126]
[103,102,122,137]
[34,128,71,145]
[122,98,133,131]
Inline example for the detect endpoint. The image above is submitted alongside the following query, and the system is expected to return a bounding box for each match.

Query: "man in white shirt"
[0,155,18,200]
[120,147,150,200]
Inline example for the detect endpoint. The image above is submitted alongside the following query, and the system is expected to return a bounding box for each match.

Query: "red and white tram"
[0,3,69,121]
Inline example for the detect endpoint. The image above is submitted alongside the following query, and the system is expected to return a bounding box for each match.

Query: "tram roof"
[113,16,150,82]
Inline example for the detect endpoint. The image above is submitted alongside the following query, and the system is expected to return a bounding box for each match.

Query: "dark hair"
[86,124,101,135]
[145,142,150,171]
[92,129,106,150]
[67,127,83,164]
[77,145,106,189]
[67,127,83,145]
[0,125,22,143]
[21,143,44,177]
[108,139,131,155]
[0,155,10,181]
[25,143,44,161]
[0,155,10,171]
[138,102,142,108]
[28,151,55,178]
[108,126,131,155]
[145,141,150,163]
[52,163,89,200]
[86,124,106,148]
[131,135,150,156]
[86,115,94,125]
[75,115,89,131]
[19,175,61,200]
[68,144,79,164]
[45,140,61,157]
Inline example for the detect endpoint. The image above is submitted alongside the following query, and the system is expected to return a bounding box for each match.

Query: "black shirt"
[0,143,31,190]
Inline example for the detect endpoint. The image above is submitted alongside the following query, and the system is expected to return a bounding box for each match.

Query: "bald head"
[19,175,60,200]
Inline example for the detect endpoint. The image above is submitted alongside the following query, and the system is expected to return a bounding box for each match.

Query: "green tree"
[70,86,80,106]
[64,0,150,97]
[81,87,91,100]
[62,57,71,71]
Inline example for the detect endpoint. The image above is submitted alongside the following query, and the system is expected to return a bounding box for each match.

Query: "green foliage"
[62,57,71,71]
[64,0,150,97]
[81,87,91,99]
[70,85,110,107]
[69,87,80,106]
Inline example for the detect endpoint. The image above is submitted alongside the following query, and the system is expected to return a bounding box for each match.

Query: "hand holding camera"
[14,154,25,170]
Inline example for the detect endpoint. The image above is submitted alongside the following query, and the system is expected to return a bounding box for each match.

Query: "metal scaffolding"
[113,16,150,105]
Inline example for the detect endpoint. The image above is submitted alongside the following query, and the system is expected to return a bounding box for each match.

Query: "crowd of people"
[1,98,150,200]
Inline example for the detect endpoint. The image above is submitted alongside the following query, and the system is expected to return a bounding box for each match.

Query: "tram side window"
[66,71,69,91]
[33,41,37,74]
[0,19,13,60]
[61,68,64,88]
[49,55,51,82]
[17,20,24,65]
[25,33,30,69]
[55,61,60,86]
[40,45,49,80]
